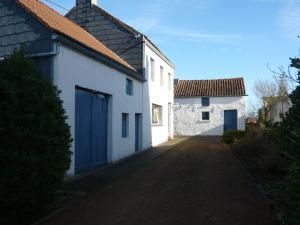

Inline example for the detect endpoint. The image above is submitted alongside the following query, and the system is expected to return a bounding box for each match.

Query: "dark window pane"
[122,113,128,137]
[202,112,210,120]
[202,97,210,106]
[126,79,133,96]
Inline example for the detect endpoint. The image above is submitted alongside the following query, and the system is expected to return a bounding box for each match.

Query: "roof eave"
[55,34,145,82]
[174,95,247,98]
[144,37,175,69]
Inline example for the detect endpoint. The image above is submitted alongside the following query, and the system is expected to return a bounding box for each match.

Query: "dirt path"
[39,136,275,225]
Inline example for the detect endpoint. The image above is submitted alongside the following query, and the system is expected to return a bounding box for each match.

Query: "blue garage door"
[224,110,238,132]
[75,88,108,173]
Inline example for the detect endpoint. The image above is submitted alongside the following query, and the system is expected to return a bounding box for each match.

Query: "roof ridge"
[177,77,244,82]
[174,77,246,97]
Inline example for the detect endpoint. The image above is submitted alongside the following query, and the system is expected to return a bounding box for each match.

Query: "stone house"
[173,78,246,136]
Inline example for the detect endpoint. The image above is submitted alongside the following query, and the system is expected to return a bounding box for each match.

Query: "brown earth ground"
[38,136,275,225]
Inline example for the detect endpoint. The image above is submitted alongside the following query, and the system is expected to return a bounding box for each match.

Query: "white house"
[267,96,292,123]
[174,78,246,136]
[66,0,175,148]
[0,0,174,175]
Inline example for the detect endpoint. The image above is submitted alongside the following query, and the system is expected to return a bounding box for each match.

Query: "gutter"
[0,50,59,61]
[0,35,60,61]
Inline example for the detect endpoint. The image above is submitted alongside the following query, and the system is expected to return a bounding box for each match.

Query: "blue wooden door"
[75,89,108,173]
[135,114,141,152]
[224,110,238,132]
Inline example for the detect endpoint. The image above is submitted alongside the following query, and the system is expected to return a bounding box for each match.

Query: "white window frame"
[160,66,164,86]
[152,104,163,126]
[150,58,155,82]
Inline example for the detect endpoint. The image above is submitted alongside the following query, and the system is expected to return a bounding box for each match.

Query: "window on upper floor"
[168,73,172,90]
[202,111,210,121]
[150,58,155,82]
[126,78,133,96]
[122,113,129,138]
[160,66,164,86]
[145,55,149,80]
[202,97,210,106]
[152,104,163,125]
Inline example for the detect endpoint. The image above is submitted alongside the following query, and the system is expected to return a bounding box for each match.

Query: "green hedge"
[222,130,246,144]
[0,50,72,225]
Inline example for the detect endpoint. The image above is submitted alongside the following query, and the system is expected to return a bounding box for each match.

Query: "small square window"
[202,97,210,106]
[202,112,210,121]
[126,78,133,96]
[122,113,129,137]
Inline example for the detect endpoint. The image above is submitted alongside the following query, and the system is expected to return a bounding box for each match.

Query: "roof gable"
[67,4,173,67]
[16,0,135,72]
[174,78,246,97]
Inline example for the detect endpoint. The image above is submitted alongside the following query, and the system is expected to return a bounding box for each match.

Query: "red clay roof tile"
[174,78,246,97]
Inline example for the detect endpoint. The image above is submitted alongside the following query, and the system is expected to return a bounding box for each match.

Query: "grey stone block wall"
[67,4,143,76]
[0,1,54,81]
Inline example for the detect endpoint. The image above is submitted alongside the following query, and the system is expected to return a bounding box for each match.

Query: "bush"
[0,50,72,225]
[222,130,246,144]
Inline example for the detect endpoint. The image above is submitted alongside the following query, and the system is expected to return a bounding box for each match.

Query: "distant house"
[0,0,174,175]
[246,116,258,125]
[267,96,292,123]
[66,0,175,146]
[173,78,246,136]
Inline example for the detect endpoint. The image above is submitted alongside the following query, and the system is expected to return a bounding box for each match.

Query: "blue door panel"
[91,95,108,165]
[75,89,108,173]
[224,110,238,132]
[75,89,92,171]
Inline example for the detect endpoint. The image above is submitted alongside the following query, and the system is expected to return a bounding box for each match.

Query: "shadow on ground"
[36,136,275,225]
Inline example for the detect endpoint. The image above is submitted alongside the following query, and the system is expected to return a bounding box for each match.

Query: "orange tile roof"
[16,0,135,71]
[174,78,246,97]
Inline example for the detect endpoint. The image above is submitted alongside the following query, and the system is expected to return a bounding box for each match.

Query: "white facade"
[268,98,292,123]
[174,96,246,136]
[53,43,145,175]
[143,41,175,146]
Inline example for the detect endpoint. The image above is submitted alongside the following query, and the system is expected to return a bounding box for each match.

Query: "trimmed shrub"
[222,130,246,144]
[0,50,72,225]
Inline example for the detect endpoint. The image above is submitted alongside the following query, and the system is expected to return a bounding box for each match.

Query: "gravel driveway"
[39,136,275,225]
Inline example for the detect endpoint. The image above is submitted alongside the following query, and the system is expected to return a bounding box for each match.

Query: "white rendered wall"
[144,44,174,147]
[174,96,246,136]
[53,44,145,175]
[269,99,292,123]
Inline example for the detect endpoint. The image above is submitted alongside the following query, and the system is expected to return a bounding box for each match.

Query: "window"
[150,58,155,82]
[168,73,172,90]
[126,78,133,96]
[152,104,163,125]
[145,55,149,80]
[202,112,210,121]
[160,66,164,86]
[202,97,210,106]
[122,113,129,137]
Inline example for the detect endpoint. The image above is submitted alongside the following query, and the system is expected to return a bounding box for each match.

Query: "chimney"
[174,79,179,85]
[76,0,98,7]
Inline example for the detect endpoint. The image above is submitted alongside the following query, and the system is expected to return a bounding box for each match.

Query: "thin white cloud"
[279,0,300,38]
[158,27,242,44]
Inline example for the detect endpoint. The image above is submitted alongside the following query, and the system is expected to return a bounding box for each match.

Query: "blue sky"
[41,0,300,106]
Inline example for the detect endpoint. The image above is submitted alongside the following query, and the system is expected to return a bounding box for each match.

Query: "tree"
[0,50,72,225]
[253,79,280,125]
[276,57,300,225]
